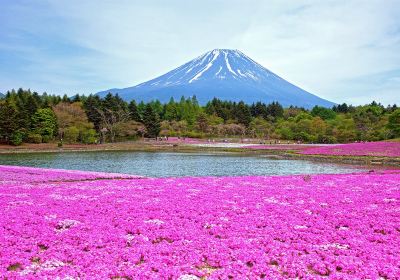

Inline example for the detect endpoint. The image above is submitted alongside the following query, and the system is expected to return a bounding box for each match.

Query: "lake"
[0,151,367,177]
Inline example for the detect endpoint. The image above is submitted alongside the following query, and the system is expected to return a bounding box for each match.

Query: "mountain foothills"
[97,49,334,108]
[0,89,399,146]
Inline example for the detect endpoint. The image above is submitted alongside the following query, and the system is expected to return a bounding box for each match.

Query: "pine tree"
[0,100,18,143]
[128,100,142,122]
[196,112,209,133]
[266,102,284,120]
[83,95,103,130]
[62,94,70,103]
[143,104,160,137]
[31,108,57,142]
[164,97,178,121]
[235,101,252,127]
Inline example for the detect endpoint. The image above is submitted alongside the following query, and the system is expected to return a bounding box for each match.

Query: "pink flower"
[1,165,399,278]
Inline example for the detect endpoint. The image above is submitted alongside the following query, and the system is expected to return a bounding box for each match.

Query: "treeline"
[0,88,399,145]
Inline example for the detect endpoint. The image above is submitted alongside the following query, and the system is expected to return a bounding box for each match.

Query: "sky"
[0,0,399,105]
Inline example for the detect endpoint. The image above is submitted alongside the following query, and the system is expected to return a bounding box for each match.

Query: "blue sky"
[1,0,399,105]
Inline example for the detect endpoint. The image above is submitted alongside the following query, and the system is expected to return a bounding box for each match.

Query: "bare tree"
[96,108,130,143]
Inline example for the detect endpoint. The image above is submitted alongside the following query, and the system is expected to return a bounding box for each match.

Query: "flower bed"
[160,137,206,144]
[301,141,400,157]
[1,166,400,279]
[243,144,322,151]
[0,165,141,185]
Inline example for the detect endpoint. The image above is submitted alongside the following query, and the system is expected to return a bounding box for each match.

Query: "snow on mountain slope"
[97,49,335,108]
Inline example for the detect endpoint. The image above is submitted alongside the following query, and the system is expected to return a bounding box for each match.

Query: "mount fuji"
[97,49,334,108]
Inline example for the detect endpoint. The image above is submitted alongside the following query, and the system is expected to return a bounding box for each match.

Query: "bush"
[27,133,42,144]
[183,131,204,138]
[41,135,52,143]
[277,127,293,140]
[81,129,97,144]
[10,131,23,146]
[293,131,313,142]
[317,134,337,144]
[64,127,80,143]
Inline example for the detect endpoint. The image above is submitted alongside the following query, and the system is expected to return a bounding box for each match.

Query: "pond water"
[0,151,367,177]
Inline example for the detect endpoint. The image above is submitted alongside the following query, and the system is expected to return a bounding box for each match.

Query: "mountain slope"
[97,49,335,108]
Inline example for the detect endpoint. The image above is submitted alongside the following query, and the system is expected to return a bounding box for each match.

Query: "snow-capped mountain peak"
[97,49,335,108]
[137,49,278,88]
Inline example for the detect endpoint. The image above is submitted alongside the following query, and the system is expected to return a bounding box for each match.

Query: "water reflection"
[0,151,366,177]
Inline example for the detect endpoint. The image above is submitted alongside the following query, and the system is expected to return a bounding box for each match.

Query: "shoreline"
[0,141,399,168]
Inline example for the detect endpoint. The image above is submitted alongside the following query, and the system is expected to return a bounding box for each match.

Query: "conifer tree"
[143,104,160,137]
[128,100,142,122]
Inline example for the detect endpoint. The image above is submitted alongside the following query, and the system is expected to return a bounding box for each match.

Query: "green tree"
[128,100,142,122]
[83,95,103,130]
[143,104,161,137]
[81,129,98,144]
[333,103,349,113]
[248,117,273,139]
[53,102,95,142]
[63,126,80,143]
[311,106,336,120]
[0,100,18,143]
[387,108,400,137]
[196,112,209,133]
[235,101,252,127]
[10,131,23,146]
[266,102,284,120]
[353,105,383,140]
[31,108,57,142]
[164,98,178,121]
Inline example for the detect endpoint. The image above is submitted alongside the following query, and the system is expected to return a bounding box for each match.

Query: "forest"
[0,88,399,145]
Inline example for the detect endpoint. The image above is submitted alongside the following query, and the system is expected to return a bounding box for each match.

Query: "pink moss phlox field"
[301,141,400,157]
[0,165,141,185]
[244,144,318,151]
[164,137,206,144]
[1,166,400,279]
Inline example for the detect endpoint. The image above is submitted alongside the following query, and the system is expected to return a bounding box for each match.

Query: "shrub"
[183,131,204,138]
[41,135,52,143]
[27,133,42,144]
[64,126,80,143]
[81,129,97,144]
[293,131,314,142]
[10,131,23,146]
